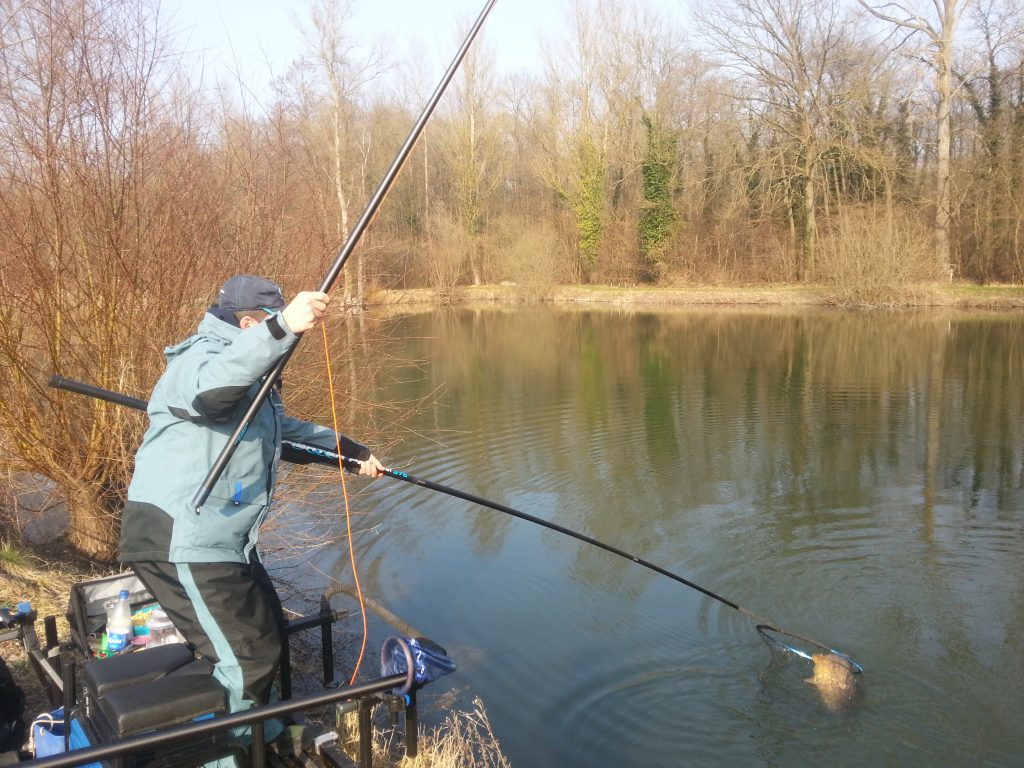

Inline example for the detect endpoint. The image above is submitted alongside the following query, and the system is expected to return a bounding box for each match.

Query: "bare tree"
[530,0,621,282]
[951,0,1024,279]
[0,0,220,558]
[700,0,873,281]
[294,0,385,304]
[437,35,505,286]
[859,0,971,280]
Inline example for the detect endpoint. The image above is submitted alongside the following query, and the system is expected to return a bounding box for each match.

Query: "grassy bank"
[365,282,1024,310]
[0,540,110,718]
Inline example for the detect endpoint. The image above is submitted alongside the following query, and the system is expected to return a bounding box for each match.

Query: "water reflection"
[286,306,1024,768]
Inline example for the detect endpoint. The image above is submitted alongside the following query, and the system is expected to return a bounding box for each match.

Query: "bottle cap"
[119,590,130,600]
[17,601,31,614]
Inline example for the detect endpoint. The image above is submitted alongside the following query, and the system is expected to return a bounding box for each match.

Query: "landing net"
[756,624,864,675]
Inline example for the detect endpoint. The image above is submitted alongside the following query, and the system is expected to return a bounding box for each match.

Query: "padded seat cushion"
[85,643,225,739]
[85,643,196,700]
[95,671,225,737]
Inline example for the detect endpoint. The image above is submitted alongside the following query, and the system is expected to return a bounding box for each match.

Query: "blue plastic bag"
[31,708,100,768]
[380,636,456,693]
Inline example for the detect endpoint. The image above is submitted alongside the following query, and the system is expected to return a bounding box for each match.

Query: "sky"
[158,0,565,97]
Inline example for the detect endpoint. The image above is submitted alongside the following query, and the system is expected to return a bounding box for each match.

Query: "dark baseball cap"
[218,275,286,313]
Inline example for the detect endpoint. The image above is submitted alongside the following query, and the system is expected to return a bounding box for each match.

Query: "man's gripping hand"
[281,291,330,333]
[360,454,385,479]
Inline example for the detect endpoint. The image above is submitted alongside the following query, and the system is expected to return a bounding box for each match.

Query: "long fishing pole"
[192,0,499,511]
[47,375,356,468]
[48,375,861,671]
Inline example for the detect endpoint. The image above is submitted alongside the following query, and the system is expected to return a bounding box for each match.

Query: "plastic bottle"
[106,589,132,653]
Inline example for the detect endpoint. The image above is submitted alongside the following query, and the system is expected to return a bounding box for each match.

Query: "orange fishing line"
[320,320,368,685]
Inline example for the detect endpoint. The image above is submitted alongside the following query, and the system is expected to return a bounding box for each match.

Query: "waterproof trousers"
[130,559,286,719]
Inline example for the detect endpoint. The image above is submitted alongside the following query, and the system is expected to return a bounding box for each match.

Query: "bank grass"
[0,538,111,720]
[368,280,1024,312]
[942,282,1024,304]
[1,538,28,569]
[358,698,509,768]
[0,538,106,623]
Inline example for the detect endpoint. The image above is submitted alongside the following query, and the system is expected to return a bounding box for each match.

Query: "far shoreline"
[362,282,1024,312]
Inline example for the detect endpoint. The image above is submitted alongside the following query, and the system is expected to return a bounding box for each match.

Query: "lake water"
[281,306,1024,767]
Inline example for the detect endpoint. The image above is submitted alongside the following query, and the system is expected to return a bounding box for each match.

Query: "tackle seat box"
[84,643,225,739]
[68,572,155,655]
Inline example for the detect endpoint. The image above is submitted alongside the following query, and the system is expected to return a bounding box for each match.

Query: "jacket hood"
[163,309,240,362]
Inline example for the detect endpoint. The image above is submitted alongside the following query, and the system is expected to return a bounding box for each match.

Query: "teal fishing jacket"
[119,309,369,564]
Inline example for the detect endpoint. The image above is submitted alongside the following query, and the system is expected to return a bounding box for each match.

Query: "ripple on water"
[541,642,756,768]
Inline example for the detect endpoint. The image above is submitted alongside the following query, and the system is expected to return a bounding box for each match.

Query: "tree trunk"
[332,106,353,303]
[859,0,961,281]
[423,140,430,236]
[805,166,816,280]
[935,8,954,281]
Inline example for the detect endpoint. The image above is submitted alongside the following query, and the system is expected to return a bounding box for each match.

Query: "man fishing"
[118,274,384,739]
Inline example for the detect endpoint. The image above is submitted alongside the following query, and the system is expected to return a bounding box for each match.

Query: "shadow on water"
[278,306,1024,768]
